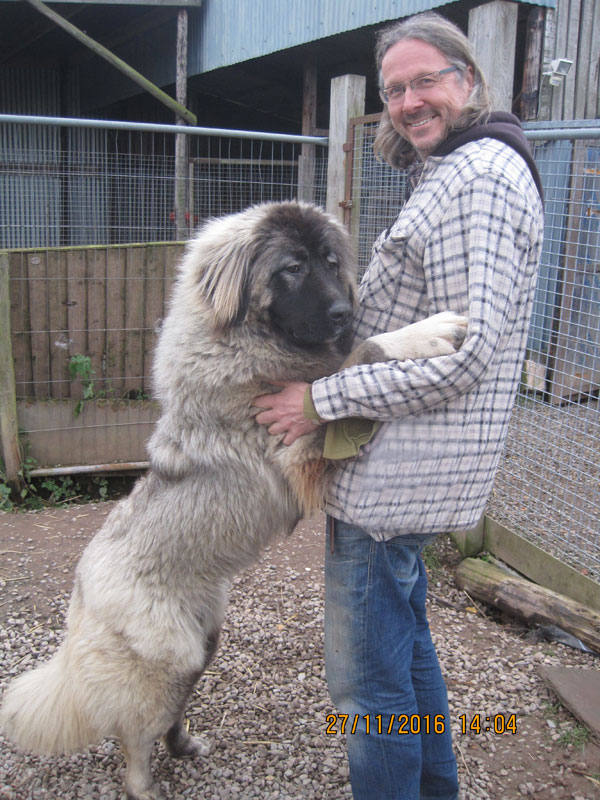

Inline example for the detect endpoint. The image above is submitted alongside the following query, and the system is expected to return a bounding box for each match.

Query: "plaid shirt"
[311,138,544,540]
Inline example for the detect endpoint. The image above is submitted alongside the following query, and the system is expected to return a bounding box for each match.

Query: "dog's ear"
[181,211,260,331]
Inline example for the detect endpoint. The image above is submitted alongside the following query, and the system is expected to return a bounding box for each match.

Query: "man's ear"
[465,65,475,92]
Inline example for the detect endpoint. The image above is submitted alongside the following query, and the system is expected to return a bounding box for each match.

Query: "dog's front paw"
[364,312,468,363]
[409,311,468,357]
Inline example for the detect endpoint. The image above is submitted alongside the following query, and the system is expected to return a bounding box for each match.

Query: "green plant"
[1,466,119,511]
[557,724,590,751]
[543,703,590,751]
[0,475,14,511]
[39,475,80,506]
[92,476,109,500]
[69,354,96,417]
[16,455,44,509]
[0,452,42,510]
[543,701,560,719]
[422,542,442,576]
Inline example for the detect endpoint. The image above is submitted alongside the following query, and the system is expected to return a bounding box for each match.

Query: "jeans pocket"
[385,535,436,583]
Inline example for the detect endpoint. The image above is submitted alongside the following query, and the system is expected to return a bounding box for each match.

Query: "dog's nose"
[328,300,352,325]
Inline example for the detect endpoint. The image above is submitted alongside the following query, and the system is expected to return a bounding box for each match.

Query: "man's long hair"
[373,12,492,169]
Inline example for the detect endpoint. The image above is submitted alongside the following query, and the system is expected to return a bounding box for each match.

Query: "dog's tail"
[0,639,98,754]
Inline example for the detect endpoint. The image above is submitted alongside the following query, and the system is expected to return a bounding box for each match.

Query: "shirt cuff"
[303,385,326,424]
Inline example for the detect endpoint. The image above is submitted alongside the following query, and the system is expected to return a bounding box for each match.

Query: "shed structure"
[2,0,583,132]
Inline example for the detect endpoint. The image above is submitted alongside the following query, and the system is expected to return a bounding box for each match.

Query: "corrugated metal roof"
[2,0,555,118]
[190,0,556,74]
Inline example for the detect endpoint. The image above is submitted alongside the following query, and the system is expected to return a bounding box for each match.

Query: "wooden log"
[456,558,600,654]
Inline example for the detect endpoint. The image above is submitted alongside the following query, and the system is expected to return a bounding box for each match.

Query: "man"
[255,12,544,800]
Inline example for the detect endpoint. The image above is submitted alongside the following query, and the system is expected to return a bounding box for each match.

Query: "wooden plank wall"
[539,0,600,121]
[7,243,184,401]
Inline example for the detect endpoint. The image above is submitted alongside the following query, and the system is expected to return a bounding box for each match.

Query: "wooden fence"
[1,242,184,470]
[8,242,184,399]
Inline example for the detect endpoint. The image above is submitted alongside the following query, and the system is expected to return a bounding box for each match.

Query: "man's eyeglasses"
[379,66,460,104]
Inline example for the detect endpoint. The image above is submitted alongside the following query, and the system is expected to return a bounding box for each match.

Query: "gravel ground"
[1,506,600,800]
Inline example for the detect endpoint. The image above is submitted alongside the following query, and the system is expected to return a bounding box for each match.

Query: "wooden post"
[450,516,485,558]
[576,0,600,118]
[326,75,365,225]
[547,142,597,403]
[0,253,22,488]
[468,1,518,112]
[298,59,317,203]
[520,6,545,120]
[537,7,556,121]
[175,8,189,242]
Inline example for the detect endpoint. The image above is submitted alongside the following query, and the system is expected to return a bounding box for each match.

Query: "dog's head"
[178,202,357,354]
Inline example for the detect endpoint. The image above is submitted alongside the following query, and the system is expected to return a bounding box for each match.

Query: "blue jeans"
[325,518,459,800]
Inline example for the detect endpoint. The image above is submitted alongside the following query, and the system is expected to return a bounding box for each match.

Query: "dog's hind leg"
[165,718,211,758]
[121,729,165,800]
[164,626,221,760]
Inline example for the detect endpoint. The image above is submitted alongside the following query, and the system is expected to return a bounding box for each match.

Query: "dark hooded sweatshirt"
[431,111,544,202]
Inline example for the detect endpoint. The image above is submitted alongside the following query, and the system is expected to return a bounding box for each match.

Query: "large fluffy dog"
[0,201,466,799]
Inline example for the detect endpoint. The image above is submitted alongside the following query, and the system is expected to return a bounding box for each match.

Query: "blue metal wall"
[0,68,62,247]
[192,0,554,74]
[75,0,555,111]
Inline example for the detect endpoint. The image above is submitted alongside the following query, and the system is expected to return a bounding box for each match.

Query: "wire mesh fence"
[347,116,600,583]
[0,119,328,248]
[0,117,327,469]
[1,113,599,587]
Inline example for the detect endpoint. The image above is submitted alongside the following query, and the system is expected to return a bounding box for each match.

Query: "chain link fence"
[346,115,600,584]
[0,116,327,470]
[0,116,328,248]
[1,113,599,587]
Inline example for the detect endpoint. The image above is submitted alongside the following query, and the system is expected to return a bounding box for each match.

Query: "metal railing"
[1,112,599,588]
[0,115,328,471]
[0,114,328,248]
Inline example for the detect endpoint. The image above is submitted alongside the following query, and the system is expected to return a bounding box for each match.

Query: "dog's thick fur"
[0,202,467,800]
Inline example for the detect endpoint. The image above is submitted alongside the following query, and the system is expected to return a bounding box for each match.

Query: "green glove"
[303,387,380,460]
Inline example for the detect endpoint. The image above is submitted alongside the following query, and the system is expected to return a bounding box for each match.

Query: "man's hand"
[253,381,319,446]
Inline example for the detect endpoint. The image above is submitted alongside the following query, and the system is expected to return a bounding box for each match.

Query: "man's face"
[381,38,474,160]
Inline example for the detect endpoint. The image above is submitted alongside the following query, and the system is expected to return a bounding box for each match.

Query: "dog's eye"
[283,263,301,274]
[326,254,339,271]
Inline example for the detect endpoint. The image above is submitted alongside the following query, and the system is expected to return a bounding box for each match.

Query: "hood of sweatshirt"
[431,111,544,202]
